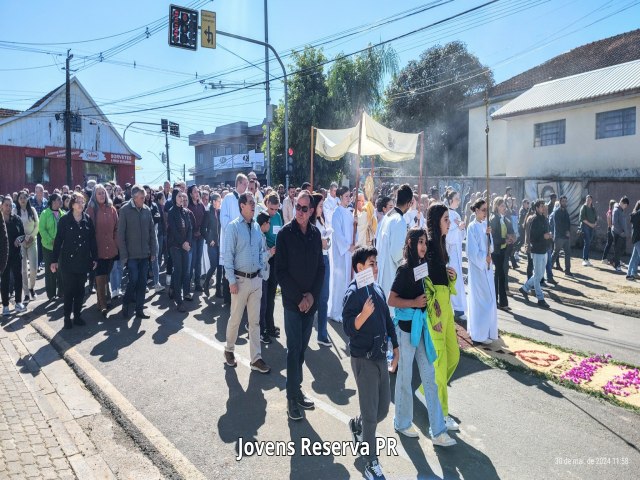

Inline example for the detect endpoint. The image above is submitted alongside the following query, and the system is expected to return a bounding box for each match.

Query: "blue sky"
[1,0,639,185]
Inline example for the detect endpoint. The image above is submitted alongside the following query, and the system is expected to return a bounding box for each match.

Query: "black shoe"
[565,272,574,278]
[287,399,303,421]
[538,300,551,309]
[349,417,363,445]
[267,327,280,338]
[63,318,73,330]
[29,288,36,298]
[184,294,193,301]
[364,459,386,480]
[121,305,130,318]
[260,333,272,344]
[518,287,529,302]
[540,280,548,287]
[296,391,315,410]
[136,311,151,319]
[548,279,558,285]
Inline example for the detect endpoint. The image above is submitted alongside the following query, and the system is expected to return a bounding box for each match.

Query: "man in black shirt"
[551,195,572,277]
[275,191,324,421]
[520,200,551,309]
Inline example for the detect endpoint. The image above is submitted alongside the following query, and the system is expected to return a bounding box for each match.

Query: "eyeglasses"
[295,204,309,213]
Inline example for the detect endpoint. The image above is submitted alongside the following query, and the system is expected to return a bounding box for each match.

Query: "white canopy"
[314,112,419,162]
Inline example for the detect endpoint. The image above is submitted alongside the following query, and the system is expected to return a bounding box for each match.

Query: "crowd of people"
[1,174,639,480]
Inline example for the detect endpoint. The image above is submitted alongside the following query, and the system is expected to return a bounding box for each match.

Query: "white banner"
[213,154,234,170]
[211,150,265,171]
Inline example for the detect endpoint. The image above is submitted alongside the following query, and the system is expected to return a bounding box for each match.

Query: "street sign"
[169,5,198,51]
[201,10,216,49]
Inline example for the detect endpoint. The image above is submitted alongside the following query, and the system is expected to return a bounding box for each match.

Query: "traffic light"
[168,5,198,51]
[161,119,168,132]
[286,156,294,172]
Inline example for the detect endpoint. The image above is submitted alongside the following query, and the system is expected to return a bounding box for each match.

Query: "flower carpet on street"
[454,324,640,410]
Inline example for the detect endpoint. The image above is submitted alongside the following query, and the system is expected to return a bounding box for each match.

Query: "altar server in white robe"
[466,198,498,344]
[328,186,355,322]
[444,190,467,320]
[376,184,414,301]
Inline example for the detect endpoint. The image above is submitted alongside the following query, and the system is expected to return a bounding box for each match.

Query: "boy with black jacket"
[343,246,398,480]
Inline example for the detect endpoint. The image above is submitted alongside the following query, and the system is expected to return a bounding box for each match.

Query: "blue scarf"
[393,306,437,363]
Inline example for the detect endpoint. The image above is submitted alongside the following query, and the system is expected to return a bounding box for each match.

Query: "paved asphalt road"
[11,276,640,480]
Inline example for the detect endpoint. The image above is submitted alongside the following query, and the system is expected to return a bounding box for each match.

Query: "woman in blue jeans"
[313,194,332,347]
[388,228,456,447]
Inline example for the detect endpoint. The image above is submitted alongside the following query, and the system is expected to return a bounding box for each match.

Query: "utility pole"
[264,0,271,186]
[165,130,171,181]
[65,49,73,186]
[183,164,186,182]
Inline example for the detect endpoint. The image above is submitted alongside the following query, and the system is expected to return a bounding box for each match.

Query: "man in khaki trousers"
[222,192,270,374]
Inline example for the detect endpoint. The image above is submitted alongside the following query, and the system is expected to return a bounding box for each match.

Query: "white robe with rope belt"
[328,205,353,322]
[466,219,498,342]
[446,208,467,314]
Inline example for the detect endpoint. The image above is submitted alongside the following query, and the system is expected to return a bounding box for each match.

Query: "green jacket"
[39,208,65,251]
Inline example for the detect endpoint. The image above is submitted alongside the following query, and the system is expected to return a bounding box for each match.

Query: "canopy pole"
[353,110,364,248]
[310,126,315,191]
[419,131,424,200]
[484,91,491,270]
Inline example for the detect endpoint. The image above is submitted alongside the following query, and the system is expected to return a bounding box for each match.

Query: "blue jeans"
[204,245,219,288]
[524,253,546,300]
[627,241,640,277]
[191,237,204,287]
[284,308,314,400]
[110,259,123,293]
[582,225,593,260]
[123,258,149,312]
[316,255,330,342]
[545,247,554,280]
[394,328,446,438]
[170,247,191,304]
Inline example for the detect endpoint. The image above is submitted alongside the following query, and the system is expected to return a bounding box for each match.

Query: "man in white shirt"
[282,185,296,224]
[220,173,249,302]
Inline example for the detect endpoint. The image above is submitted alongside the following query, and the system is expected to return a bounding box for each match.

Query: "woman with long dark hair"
[1,196,26,316]
[389,227,456,447]
[312,193,332,347]
[16,191,39,300]
[425,202,460,432]
[51,192,98,329]
[87,184,119,316]
[39,193,65,300]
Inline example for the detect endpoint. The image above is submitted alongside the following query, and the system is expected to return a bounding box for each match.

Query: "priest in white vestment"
[466,199,498,344]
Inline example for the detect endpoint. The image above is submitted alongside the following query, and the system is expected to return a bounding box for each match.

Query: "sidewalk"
[0,318,161,480]
[507,249,640,317]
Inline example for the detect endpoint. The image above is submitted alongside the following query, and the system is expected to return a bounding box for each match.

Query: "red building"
[0,77,139,194]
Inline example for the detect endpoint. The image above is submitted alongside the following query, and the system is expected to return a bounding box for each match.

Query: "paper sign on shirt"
[273,226,281,235]
[413,263,429,281]
[355,267,375,290]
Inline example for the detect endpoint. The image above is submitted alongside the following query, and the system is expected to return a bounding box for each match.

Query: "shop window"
[25,157,50,184]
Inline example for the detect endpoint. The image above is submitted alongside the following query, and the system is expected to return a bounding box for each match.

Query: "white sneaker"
[445,415,460,431]
[2,306,10,316]
[457,314,468,321]
[432,431,457,447]
[15,303,27,313]
[396,425,420,438]
[586,260,593,267]
[582,260,589,266]
[481,339,494,345]
[154,284,165,293]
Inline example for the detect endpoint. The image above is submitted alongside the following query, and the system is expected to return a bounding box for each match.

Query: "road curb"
[31,318,207,480]
[543,291,640,319]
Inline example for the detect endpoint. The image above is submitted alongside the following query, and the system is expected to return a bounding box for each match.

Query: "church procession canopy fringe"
[313,112,420,162]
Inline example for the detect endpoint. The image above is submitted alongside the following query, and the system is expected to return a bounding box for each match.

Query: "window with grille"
[596,107,635,139]
[534,119,565,147]
[25,157,50,184]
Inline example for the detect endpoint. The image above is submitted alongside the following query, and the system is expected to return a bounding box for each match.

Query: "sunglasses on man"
[295,204,310,213]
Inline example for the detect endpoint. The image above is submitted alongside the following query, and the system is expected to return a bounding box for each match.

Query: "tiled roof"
[491,29,640,98]
[0,108,21,118]
[492,59,640,119]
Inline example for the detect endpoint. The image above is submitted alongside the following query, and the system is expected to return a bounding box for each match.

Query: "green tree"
[268,45,398,187]
[383,41,493,176]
